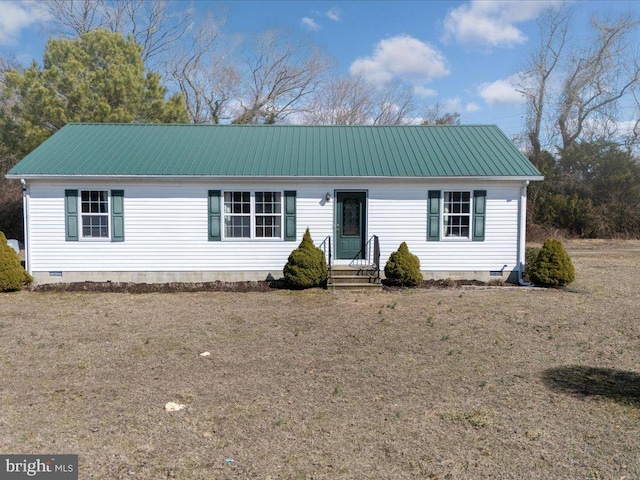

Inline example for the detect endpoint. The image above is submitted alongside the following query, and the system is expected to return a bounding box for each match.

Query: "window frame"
[441,190,473,241]
[221,190,284,241]
[79,189,111,241]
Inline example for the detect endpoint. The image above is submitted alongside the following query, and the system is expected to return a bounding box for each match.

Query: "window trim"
[221,190,284,241]
[441,190,473,241]
[79,189,111,241]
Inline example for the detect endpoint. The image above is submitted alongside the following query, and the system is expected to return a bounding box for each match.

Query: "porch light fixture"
[325,192,332,201]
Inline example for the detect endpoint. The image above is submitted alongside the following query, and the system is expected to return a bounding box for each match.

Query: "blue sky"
[1,0,639,140]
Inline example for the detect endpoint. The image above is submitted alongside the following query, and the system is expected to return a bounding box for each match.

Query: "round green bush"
[384,242,423,287]
[0,232,32,292]
[283,228,328,288]
[529,238,575,287]
[523,246,541,283]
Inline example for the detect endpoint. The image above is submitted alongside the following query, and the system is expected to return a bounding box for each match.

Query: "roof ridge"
[64,122,500,128]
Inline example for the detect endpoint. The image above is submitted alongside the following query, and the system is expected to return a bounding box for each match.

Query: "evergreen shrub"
[529,238,575,287]
[384,242,423,287]
[283,228,328,288]
[0,232,32,292]
[523,246,541,283]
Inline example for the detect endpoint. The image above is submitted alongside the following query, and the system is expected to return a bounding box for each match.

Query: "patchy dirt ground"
[1,240,639,479]
[32,280,273,293]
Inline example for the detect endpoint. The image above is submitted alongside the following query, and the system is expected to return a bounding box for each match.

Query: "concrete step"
[328,282,383,291]
[330,274,377,285]
[331,266,377,276]
[328,265,381,291]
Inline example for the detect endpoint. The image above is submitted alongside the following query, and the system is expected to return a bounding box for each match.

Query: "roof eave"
[7,173,544,182]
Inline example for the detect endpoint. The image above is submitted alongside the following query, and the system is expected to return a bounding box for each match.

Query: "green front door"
[336,191,366,260]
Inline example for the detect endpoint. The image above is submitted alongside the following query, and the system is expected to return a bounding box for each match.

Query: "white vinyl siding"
[25,179,522,278]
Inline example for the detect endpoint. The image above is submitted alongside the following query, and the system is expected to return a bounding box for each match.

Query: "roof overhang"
[6,174,545,182]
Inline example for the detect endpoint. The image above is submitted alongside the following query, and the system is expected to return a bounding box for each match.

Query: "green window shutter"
[473,190,486,241]
[111,190,125,242]
[208,190,221,241]
[427,190,441,241]
[284,190,296,241]
[65,189,79,241]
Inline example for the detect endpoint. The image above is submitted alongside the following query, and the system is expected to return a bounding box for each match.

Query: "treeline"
[528,142,640,238]
[519,5,640,239]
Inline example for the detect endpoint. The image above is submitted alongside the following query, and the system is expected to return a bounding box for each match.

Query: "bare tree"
[42,0,193,66]
[622,87,640,155]
[232,30,330,124]
[43,0,102,34]
[371,80,415,125]
[518,6,570,157]
[556,15,640,150]
[302,76,374,125]
[166,14,239,124]
[421,102,461,125]
[302,75,417,125]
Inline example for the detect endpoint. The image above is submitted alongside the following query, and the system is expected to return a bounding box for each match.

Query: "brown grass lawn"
[1,240,640,479]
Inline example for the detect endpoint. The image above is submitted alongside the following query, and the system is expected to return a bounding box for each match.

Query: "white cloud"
[442,0,560,48]
[301,17,321,31]
[326,8,341,22]
[414,86,438,98]
[478,74,525,106]
[443,97,463,113]
[440,98,480,114]
[350,35,449,87]
[0,1,46,45]
[465,103,480,113]
[617,120,639,136]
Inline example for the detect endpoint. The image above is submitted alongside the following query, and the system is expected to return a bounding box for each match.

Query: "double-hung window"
[427,189,485,242]
[65,189,124,242]
[223,191,282,239]
[255,192,282,238]
[81,190,109,238]
[224,192,251,238]
[443,191,471,239]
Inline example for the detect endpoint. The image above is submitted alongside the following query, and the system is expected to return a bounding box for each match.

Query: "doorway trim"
[334,190,368,261]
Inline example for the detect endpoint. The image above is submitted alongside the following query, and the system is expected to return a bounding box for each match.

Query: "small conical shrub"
[523,246,541,283]
[384,242,423,287]
[529,238,575,287]
[0,232,32,292]
[283,228,328,288]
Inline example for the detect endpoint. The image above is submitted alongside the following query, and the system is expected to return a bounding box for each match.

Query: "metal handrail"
[319,235,332,283]
[349,235,380,279]
[372,235,380,280]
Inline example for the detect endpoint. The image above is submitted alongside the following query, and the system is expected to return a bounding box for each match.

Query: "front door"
[336,191,366,260]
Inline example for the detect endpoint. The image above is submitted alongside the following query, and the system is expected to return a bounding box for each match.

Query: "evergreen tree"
[384,242,423,287]
[3,29,188,155]
[0,29,189,240]
[0,232,32,292]
[283,228,328,288]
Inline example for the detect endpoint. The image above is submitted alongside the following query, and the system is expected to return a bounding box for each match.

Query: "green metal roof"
[7,123,542,179]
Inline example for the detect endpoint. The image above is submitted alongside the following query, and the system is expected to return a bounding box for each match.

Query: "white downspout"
[21,179,31,275]
[517,180,530,286]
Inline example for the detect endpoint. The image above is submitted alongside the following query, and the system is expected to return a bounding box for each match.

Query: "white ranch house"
[6,124,542,285]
